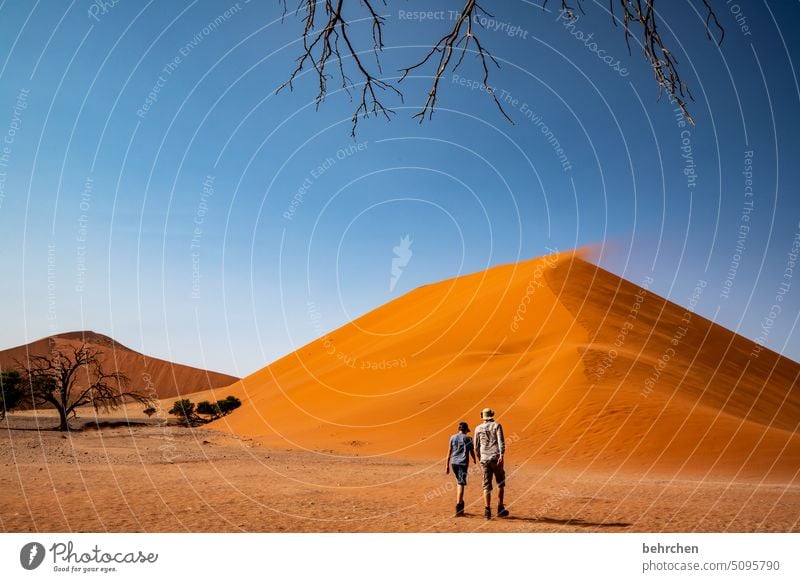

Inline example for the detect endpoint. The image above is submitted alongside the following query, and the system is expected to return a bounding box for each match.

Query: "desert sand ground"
[2,414,798,533]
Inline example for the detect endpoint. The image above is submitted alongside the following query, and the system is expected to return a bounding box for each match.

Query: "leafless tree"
[279,0,724,133]
[15,344,154,431]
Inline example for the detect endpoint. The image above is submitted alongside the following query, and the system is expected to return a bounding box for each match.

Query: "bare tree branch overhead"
[279,0,724,131]
[278,0,403,136]
[602,0,724,124]
[398,0,513,123]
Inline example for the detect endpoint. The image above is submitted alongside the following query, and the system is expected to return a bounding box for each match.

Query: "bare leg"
[483,490,491,508]
[456,485,465,505]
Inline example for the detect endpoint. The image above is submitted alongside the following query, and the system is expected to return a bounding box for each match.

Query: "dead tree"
[16,344,154,431]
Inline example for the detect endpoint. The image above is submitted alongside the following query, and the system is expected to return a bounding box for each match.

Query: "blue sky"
[0,0,798,376]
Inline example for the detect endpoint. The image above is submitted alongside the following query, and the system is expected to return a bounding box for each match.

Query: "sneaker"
[484,507,492,520]
[497,505,509,518]
[454,502,464,517]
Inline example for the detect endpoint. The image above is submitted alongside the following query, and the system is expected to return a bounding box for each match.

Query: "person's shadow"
[499,515,631,529]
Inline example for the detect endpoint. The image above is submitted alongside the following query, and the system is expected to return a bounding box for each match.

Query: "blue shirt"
[449,433,474,465]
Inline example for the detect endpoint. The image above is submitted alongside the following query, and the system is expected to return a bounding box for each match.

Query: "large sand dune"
[203,252,800,482]
[0,331,238,400]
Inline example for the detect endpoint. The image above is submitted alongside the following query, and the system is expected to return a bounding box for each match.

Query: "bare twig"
[543,0,586,21]
[278,0,402,136]
[548,0,724,125]
[607,0,723,124]
[399,0,513,123]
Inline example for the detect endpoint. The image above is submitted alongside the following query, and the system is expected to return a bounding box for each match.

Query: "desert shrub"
[196,400,221,418]
[217,395,242,416]
[0,370,24,421]
[168,399,198,425]
[169,395,241,425]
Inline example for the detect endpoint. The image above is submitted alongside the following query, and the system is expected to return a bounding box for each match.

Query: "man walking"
[446,421,477,517]
[474,407,509,519]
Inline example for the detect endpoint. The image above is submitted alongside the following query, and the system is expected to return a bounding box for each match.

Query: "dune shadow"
[502,515,631,529]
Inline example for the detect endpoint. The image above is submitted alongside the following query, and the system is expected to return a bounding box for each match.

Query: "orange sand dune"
[200,251,800,481]
[0,331,238,400]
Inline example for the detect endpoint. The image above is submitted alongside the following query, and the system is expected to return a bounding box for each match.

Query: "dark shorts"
[451,464,469,486]
[481,458,506,491]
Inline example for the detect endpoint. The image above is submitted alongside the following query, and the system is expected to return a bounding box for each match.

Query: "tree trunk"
[56,406,70,431]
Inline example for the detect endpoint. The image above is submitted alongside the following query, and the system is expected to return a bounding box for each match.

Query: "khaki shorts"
[481,458,506,491]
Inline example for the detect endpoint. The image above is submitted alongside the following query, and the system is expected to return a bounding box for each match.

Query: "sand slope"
[0,331,238,400]
[202,252,800,481]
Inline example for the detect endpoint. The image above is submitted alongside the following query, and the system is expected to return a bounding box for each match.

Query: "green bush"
[168,399,197,425]
[169,395,241,425]
[0,370,24,421]
[217,395,242,415]
[196,400,221,418]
